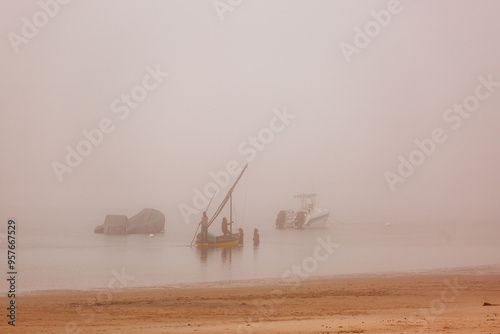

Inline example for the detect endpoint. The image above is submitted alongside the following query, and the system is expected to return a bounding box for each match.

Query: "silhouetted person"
[221,217,231,236]
[238,228,244,246]
[253,228,260,246]
[200,211,208,243]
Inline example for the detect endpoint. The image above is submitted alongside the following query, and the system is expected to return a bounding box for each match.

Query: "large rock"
[126,208,165,234]
[94,215,129,235]
[94,225,104,234]
[94,209,165,235]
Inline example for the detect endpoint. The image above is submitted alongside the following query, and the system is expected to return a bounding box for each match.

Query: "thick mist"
[1,0,500,258]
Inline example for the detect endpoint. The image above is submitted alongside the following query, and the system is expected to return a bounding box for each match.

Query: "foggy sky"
[1,0,500,229]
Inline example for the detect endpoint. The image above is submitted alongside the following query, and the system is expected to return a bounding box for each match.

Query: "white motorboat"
[275,193,330,229]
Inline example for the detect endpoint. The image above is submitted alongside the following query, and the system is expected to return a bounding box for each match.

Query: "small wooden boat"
[196,234,240,248]
[193,164,247,248]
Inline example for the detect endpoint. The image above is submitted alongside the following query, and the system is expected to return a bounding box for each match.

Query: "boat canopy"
[294,193,319,211]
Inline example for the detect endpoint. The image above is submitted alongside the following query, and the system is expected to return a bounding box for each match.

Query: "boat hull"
[196,233,240,248]
[276,209,330,229]
[304,210,330,227]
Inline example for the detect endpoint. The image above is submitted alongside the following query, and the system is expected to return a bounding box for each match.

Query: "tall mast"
[229,195,233,233]
[207,163,248,228]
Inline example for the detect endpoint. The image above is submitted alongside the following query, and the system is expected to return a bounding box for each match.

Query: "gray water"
[1,214,499,293]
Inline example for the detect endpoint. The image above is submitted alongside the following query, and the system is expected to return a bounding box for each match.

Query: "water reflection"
[197,246,245,265]
[198,247,212,263]
[197,246,236,264]
[221,247,232,263]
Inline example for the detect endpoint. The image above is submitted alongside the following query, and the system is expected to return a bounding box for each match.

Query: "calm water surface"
[1,214,499,293]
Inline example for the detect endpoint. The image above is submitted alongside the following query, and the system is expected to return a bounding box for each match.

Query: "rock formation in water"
[94,208,165,235]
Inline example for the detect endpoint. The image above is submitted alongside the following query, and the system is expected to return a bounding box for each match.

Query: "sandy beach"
[3,267,500,334]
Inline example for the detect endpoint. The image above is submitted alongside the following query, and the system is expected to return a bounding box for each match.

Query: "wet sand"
[2,267,500,333]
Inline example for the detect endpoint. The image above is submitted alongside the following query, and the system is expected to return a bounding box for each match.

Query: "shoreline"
[2,265,500,333]
[8,263,500,297]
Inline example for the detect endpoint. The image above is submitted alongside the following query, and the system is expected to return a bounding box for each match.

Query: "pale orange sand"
[2,267,500,333]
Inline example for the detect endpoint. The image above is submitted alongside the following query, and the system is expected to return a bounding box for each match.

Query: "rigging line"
[232,197,237,227]
[233,166,248,228]
[241,165,248,226]
[207,163,248,228]
[231,188,239,228]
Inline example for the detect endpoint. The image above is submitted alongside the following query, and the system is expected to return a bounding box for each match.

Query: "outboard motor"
[276,210,286,228]
[294,211,306,229]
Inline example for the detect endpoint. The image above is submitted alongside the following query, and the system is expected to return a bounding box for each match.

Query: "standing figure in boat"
[200,211,208,243]
[221,217,231,236]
